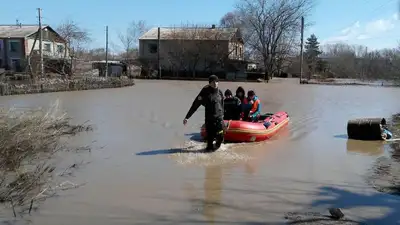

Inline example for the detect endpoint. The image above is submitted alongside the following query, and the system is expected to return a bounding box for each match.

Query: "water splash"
[168,140,252,166]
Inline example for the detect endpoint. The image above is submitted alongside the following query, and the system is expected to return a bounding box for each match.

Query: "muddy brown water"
[1,78,400,224]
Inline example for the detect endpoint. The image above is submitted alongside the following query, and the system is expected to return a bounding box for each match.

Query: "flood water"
[1,78,400,224]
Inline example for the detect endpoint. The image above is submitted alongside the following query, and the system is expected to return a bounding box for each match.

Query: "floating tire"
[347,118,386,141]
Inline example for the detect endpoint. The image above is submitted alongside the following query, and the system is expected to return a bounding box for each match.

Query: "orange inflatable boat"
[200,111,289,142]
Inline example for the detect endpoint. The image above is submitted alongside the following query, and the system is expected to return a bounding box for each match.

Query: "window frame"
[9,40,20,53]
[148,43,158,54]
[44,43,51,52]
[56,44,64,54]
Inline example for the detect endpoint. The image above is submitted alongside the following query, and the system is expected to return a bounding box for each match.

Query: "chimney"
[211,24,216,29]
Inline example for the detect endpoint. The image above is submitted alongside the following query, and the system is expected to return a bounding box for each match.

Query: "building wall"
[139,39,245,73]
[0,39,3,67]
[0,38,26,70]
[26,28,69,58]
[228,41,244,60]
[0,28,68,71]
[26,39,68,58]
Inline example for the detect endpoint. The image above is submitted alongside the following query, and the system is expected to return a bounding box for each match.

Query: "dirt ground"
[365,114,400,196]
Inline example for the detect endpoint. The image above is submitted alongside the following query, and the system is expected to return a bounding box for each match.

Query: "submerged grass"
[0,100,92,216]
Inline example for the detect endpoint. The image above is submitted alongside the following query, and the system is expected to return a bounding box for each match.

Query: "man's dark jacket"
[223,96,241,120]
[185,85,224,122]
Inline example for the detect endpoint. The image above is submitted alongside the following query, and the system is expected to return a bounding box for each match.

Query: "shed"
[91,60,127,77]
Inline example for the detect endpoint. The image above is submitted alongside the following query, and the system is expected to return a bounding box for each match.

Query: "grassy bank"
[0,101,92,216]
[0,77,135,96]
[301,79,400,87]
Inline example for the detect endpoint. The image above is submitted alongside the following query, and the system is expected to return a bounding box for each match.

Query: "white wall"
[26,38,69,58]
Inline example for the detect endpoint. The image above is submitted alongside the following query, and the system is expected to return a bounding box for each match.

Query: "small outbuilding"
[91,60,127,77]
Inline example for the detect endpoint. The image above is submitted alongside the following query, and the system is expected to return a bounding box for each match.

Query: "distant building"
[0,24,69,72]
[138,25,247,79]
[247,63,257,70]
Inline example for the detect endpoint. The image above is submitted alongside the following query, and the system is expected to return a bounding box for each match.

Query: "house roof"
[139,27,240,41]
[0,24,51,38]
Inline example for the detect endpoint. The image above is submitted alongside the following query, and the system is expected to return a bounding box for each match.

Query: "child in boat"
[246,90,261,122]
[235,86,248,120]
[223,89,242,120]
[235,86,246,103]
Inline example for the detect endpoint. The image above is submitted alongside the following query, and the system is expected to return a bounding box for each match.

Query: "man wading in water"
[183,75,225,152]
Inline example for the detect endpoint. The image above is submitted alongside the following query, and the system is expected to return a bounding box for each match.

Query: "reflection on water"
[346,139,385,156]
[389,142,400,163]
[185,161,266,223]
[203,166,222,222]
[183,166,223,223]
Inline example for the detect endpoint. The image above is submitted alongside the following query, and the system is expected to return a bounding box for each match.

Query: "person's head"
[208,75,219,89]
[224,89,233,98]
[235,86,245,98]
[247,90,256,100]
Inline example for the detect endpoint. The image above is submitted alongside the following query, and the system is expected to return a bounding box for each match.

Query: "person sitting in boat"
[235,86,248,119]
[246,90,261,122]
[235,86,246,103]
[223,89,241,120]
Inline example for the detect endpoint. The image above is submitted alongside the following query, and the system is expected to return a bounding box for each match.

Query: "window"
[9,40,20,52]
[149,43,158,53]
[57,44,64,54]
[44,43,51,52]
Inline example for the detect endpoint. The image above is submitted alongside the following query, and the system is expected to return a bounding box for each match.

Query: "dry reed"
[0,100,92,216]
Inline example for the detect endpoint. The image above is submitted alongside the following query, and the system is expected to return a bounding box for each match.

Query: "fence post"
[0,83,7,96]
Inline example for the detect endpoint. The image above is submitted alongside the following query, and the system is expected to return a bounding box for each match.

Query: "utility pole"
[105,26,109,78]
[157,27,161,79]
[37,8,44,78]
[299,16,304,84]
[362,46,368,79]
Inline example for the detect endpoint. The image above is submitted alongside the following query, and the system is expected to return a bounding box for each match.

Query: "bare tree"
[87,48,109,61]
[118,20,147,76]
[220,11,243,28]
[321,42,400,80]
[235,0,314,81]
[161,24,242,78]
[321,43,359,78]
[383,47,400,79]
[56,19,91,76]
[220,11,255,63]
[275,32,298,76]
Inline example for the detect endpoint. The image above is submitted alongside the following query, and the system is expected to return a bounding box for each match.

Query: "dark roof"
[139,27,240,41]
[0,25,61,39]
